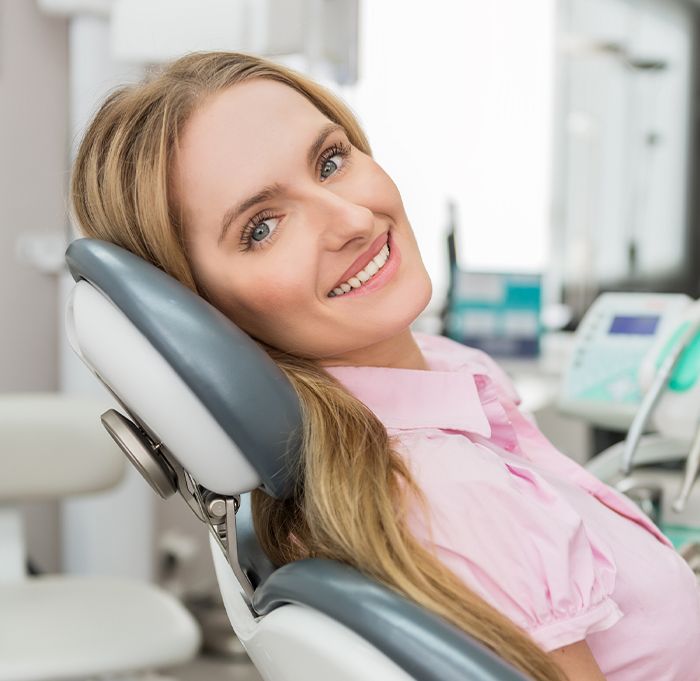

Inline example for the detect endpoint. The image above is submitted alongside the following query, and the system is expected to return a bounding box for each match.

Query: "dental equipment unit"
[560,293,700,552]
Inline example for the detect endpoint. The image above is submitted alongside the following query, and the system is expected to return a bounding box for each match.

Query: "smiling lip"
[328,231,400,300]
[330,231,389,292]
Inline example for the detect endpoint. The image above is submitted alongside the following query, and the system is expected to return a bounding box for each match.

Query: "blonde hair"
[71,51,566,681]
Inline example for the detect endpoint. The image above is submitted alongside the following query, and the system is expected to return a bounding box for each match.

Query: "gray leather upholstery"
[236,493,276,588]
[255,559,529,681]
[66,238,302,500]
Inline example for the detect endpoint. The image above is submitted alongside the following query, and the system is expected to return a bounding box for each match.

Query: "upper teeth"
[328,242,390,297]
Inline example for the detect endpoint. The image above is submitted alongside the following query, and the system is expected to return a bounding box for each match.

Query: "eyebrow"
[218,122,345,245]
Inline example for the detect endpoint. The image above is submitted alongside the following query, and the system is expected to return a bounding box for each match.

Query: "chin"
[383,272,433,331]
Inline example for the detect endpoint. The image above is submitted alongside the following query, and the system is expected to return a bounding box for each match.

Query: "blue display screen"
[608,315,660,335]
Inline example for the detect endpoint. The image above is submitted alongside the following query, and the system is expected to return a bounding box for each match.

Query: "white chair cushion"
[0,394,125,502]
[0,575,201,681]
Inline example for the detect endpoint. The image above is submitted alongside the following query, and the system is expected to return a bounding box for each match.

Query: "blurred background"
[2,0,699,678]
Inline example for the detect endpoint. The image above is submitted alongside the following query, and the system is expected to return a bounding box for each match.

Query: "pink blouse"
[324,332,700,680]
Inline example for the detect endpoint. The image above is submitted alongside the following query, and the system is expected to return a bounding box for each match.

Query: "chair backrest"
[65,238,302,499]
[64,237,530,681]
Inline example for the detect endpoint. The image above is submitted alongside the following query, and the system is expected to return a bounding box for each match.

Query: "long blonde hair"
[71,51,566,681]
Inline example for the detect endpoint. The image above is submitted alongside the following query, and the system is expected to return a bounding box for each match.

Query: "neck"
[319,328,430,370]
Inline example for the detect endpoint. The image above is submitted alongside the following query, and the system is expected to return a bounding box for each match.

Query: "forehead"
[178,79,331,177]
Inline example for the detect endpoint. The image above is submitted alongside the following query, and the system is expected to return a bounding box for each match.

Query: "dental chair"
[0,393,201,681]
[64,238,531,681]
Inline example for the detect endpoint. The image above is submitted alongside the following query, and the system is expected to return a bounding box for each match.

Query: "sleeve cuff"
[527,597,624,652]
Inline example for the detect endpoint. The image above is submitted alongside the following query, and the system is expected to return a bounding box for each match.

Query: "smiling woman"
[67,51,696,681]
[70,52,571,681]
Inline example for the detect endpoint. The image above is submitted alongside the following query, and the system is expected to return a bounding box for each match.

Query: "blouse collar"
[323,332,492,436]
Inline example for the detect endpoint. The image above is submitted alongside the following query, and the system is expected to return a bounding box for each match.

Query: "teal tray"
[660,523,700,551]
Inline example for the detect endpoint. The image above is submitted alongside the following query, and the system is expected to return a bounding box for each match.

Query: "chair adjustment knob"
[101,409,177,499]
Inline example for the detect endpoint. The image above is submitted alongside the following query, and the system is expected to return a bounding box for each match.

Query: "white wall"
[347,0,556,311]
[0,0,68,392]
[0,0,69,574]
[553,0,693,307]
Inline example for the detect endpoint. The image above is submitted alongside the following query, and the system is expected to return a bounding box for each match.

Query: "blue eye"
[320,156,341,179]
[252,222,272,241]
[239,213,281,252]
[318,142,351,181]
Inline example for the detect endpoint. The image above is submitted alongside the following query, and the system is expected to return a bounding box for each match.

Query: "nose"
[307,185,375,251]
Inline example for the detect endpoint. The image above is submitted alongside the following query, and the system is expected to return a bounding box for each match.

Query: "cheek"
[223,265,312,322]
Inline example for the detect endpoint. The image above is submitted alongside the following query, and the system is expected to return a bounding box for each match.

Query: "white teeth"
[365,261,379,276]
[328,240,391,297]
[374,244,389,265]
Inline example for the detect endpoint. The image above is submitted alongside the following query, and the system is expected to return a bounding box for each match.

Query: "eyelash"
[317,142,352,178]
[238,141,352,253]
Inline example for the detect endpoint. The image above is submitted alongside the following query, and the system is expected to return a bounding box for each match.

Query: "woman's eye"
[317,142,351,181]
[251,217,280,242]
[320,153,343,179]
[239,215,281,252]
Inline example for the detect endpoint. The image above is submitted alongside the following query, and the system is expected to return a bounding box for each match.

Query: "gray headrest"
[65,238,303,500]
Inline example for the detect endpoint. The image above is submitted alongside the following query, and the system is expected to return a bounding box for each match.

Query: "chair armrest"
[0,393,125,501]
[253,558,530,681]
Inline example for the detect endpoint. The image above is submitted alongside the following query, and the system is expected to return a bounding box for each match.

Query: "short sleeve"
[408,448,624,652]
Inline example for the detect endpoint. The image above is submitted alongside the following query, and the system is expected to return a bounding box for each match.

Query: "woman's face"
[173,79,432,366]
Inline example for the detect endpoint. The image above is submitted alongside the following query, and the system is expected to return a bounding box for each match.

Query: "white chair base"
[209,537,414,681]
